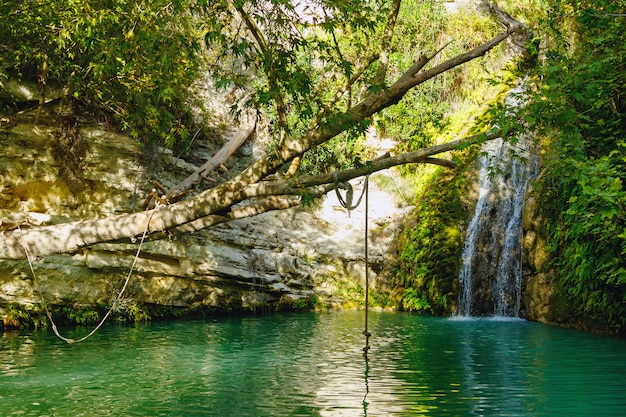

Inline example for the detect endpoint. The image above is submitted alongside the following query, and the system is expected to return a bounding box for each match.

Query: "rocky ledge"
[0,117,406,326]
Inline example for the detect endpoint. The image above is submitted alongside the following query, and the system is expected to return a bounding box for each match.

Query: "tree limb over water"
[0,125,501,260]
[0,5,521,259]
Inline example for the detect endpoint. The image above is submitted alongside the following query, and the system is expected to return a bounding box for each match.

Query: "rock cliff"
[521,178,557,323]
[0,115,404,325]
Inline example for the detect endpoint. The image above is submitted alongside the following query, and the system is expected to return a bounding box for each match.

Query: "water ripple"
[1,312,625,416]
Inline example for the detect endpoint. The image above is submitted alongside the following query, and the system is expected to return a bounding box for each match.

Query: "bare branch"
[165,119,256,201]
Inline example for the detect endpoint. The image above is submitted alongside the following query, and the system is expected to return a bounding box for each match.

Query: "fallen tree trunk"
[164,118,256,202]
[0,130,500,259]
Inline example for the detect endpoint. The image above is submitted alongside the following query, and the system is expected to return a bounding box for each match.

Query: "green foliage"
[1,304,48,329]
[58,306,101,325]
[375,0,449,152]
[333,279,366,305]
[2,303,34,329]
[378,0,504,155]
[5,303,31,327]
[300,131,366,174]
[371,290,391,307]
[517,0,626,334]
[393,163,472,314]
[387,1,523,316]
[202,0,399,174]
[290,297,315,311]
[497,0,551,27]
[1,0,205,148]
[275,295,327,312]
[329,277,391,309]
[299,190,316,208]
[123,303,151,323]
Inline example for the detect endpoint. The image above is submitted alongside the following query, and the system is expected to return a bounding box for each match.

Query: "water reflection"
[453,317,529,415]
[311,317,406,417]
[1,312,625,417]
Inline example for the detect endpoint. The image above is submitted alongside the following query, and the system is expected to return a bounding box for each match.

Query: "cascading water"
[457,85,540,317]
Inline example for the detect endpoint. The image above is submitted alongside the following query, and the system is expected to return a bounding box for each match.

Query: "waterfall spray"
[457,84,540,317]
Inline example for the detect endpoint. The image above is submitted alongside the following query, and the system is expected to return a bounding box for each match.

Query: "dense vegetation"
[1,1,450,168]
[524,0,626,334]
[389,3,516,314]
[0,0,207,147]
[1,0,624,333]
[392,0,626,335]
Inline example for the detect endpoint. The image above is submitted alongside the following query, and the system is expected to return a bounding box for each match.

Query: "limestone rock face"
[521,186,556,322]
[0,117,402,319]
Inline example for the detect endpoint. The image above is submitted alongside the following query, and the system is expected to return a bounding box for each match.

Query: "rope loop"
[332,172,372,355]
[333,172,369,217]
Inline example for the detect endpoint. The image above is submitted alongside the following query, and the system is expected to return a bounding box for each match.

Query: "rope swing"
[18,202,161,344]
[333,173,371,356]
[333,172,368,217]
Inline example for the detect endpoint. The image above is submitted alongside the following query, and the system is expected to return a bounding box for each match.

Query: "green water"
[1,311,625,417]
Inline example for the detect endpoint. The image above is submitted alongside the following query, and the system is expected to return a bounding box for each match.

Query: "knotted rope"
[18,202,161,344]
[333,172,369,217]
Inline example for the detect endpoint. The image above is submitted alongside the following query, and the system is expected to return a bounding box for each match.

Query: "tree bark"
[0,129,500,259]
[165,119,256,201]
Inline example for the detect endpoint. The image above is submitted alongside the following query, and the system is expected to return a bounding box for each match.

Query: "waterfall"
[457,85,540,317]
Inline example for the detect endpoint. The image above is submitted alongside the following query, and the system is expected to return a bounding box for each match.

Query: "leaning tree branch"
[243,130,500,199]
[176,129,502,234]
[346,23,523,123]
[171,156,457,234]
[280,23,521,160]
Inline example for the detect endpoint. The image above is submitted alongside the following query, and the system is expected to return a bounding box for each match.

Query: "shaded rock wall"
[521,180,556,322]
[0,118,402,323]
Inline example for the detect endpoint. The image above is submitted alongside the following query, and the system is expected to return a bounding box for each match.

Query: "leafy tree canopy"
[0,1,521,281]
[1,0,506,166]
[1,0,207,147]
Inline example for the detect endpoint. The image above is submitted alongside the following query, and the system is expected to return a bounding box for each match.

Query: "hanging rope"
[18,202,161,344]
[363,175,371,356]
[333,172,368,217]
[362,353,370,415]
[333,173,371,355]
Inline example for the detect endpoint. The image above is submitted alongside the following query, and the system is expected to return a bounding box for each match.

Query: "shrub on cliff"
[507,0,626,334]
[0,0,204,148]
